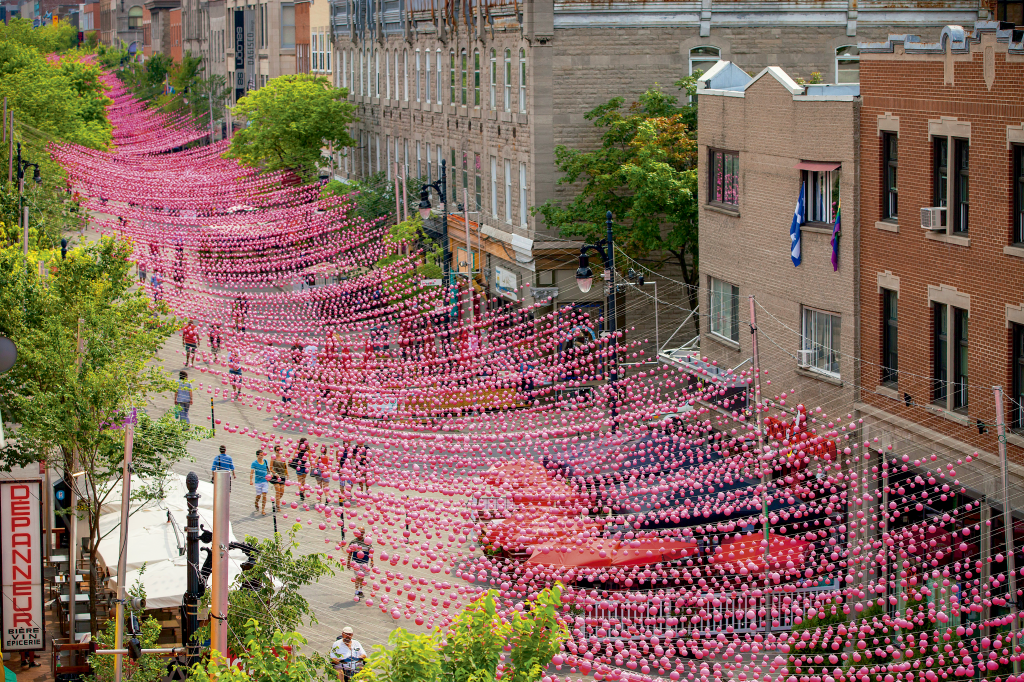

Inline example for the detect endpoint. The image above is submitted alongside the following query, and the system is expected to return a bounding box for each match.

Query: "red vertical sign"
[1,480,44,650]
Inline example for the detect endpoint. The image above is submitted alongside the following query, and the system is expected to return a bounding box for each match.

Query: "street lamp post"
[417,158,455,321]
[575,211,619,386]
[16,142,41,254]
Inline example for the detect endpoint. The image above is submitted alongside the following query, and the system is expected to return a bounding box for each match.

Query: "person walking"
[208,323,223,362]
[211,445,236,491]
[182,320,200,367]
[329,627,366,682]
[228,348,243,400]
[270,444,289,513]
[249,449,269,515]
[174,371,193,424]
[290,438,310,502]
[346,527,372,602]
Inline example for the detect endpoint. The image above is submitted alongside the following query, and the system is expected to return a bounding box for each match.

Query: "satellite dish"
[0,337,16,374]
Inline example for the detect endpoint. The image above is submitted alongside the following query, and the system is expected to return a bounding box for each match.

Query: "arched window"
[449,49,456,103]
[688,46,720,76]
[415,49,421,101]
[374,49,380,98]
[504,49,511,112]
[424,49,431,103]
[473,49,481,106]
[437,49,443,103]
[460,48,468,105]
[127,5,143,29]
[518,48,526,113]
[359,49,365,95]
[403,49,409,100]
[836,45,859,84]
[394,50,400,99]
[385,50,391,99]
[489,49,497,109]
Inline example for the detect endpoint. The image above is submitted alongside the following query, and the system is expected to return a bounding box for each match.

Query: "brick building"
[857,22,1024,504]
[325,0,982,351]
[696,62,860,421]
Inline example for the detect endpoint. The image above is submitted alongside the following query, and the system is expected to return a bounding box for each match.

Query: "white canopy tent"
[113,552,248,610]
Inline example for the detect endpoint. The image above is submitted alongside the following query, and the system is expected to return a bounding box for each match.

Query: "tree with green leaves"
[0,16,79,53]
[189,619,334,682]
[355,585,569,682]
[534,77,701,319]
[0,238,195,632]
[197,523,337,647]
[227,75,357,181]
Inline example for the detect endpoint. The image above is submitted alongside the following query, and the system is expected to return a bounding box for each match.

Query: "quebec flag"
[790,184,804,267]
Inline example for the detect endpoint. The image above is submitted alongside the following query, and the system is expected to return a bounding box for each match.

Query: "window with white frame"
[836,46,859,84]
[385,50,391,99]
[425,50,431,103]
[374,49,380,98]
[689,46,720,76]
[311,33,318,72]
[518,49,526,113]
[280,3,295,48]
[403,50,409,101]
[386,136,391,180]
[519,162,528,226]
[325,37,330,71]
[489,49,496,109]
[504,159,512,224]
[436,49,442,103]
[490,156,498,217]
[417,142,422,178]
[415,50,421,101]
[426,144,432,183]
[802,167,840,224]
[504,49,511,112]
[709,277,739,343]
[801,308,841,376]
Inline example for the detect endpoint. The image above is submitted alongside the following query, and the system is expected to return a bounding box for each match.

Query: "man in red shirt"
[182,320,200,367]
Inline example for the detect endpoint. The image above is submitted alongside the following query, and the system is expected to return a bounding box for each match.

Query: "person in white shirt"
[330,626,367,681]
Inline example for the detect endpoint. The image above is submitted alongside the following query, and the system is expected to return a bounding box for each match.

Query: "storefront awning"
[795,161,841,172]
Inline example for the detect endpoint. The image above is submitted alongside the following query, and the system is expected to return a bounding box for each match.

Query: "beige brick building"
[696,63,860,421]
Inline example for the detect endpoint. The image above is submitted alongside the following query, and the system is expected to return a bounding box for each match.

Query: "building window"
[385,50,391,99]
[998,0,1024,24]
[489,49,497,109]
[933,303,969,410]
[450,149,457,203]
[490,156,498,218]
[375,134,380,174]
[280,3,295,49]
[708,150,739,207]
[709,277,740,343]
[835,46,859,84]
[953,139,969,233]
[801,308,841,376]
[460,49,468,105]
[415,50,421,101]
[473,50,481,106]
[504,159,512,224]
[374,49,380,98]
[449,50,456,104]
[326,39,330,71]
[883,132,897,220]
[934,137,948,212]
[802,168,839,224]
[504,49,511,112]
[386,136,391,180]
[1014,324,1024,428]
[882,289,898,386]
[403,50,409,101]
[689,46,720,76]
[426,144,431,183]
[519,162,528,227]
[519,49,526,113]
[461,151,468,203]
[260,3,267,49]
[1016,146,1024,244]
[424,49,431,103]
[404,139,409,178]
[475,153,482,211]
[436,49,442,103]
[127,5,143,29]
[359,50,364,95]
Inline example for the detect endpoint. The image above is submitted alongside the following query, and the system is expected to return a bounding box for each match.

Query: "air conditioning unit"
[920,207,947,231]
[797,349,815,367]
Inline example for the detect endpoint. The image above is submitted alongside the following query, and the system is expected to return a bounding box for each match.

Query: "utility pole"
[182,472,201,669]
[113,409,136,682]
[209,470,230,659]
[748,296,769,562]
[994,386,1021,676]
[67,318,85,642]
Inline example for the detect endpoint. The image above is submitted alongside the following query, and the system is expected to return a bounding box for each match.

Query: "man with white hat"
[330,626,367,681]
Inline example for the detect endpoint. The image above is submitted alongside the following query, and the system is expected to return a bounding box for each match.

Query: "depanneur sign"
[0,480,44,651]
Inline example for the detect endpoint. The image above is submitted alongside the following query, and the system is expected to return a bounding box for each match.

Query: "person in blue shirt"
[211,445,236,490]
[249,449,270,515]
